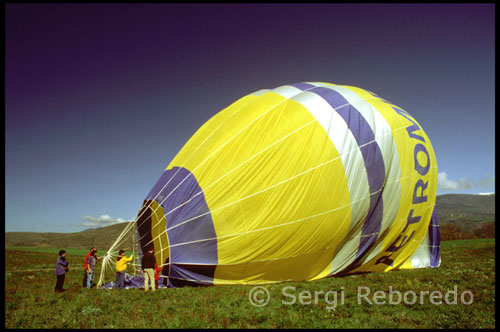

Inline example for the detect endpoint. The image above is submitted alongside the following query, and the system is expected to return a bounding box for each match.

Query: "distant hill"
[5,194,495,249]
[5,222,134,250]
[436,193,495,223]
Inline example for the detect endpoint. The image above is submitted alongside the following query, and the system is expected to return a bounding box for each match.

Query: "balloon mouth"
[137,166,218,287]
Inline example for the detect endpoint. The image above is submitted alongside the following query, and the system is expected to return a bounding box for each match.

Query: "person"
[154,261,162,289]
[83,247,95,288]
[142,246,157,292]
[55,250,69,293]
[86,249,98,288]
[115,249,133,290]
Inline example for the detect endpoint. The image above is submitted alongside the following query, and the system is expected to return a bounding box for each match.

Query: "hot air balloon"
[99,82,440,288]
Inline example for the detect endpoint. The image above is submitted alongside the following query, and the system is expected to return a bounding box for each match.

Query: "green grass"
[4,238,495,328]
[5,246,100,256]
[440,238,494,247]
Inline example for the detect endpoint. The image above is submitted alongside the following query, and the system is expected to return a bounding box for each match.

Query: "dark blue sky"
[5,4,495,232]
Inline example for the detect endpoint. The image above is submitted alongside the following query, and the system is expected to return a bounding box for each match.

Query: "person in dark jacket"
[55,250,69,293]
[142,246,157,292]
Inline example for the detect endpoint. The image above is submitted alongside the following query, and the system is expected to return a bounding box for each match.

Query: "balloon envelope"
[136,82,440,287]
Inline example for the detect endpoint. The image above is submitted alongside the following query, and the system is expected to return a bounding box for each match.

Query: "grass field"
[4,239,495,328]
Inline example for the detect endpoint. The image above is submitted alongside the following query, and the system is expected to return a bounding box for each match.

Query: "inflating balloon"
[131,82,440,287]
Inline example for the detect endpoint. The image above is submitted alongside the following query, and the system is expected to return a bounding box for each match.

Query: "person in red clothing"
[154,262,162,289]
[82,247,103,288]
[82,247,95,288]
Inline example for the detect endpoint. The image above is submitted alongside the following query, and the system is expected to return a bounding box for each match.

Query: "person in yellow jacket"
[114,249,133,290]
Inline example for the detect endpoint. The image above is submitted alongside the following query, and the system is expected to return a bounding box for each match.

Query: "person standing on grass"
[154,261,162,289]
[86,249,98,288]
[115,249,133,290]
[83,247,95,288]
[55,250,69,293]
[142,246,157,292]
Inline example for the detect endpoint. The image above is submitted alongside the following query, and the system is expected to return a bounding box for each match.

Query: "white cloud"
[437,171,495,191]
[78,214,130,228]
